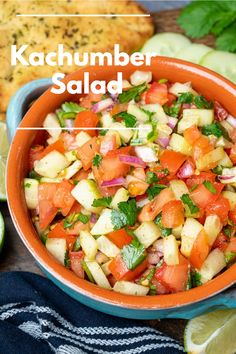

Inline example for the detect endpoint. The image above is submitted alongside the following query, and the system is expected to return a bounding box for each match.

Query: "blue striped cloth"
[0,272,184,353]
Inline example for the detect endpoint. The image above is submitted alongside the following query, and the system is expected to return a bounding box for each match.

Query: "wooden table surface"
[0,7,218,345]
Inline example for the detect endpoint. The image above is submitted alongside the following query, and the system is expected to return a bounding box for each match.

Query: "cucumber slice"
[176,43,213,64]
[201,50,236,84]
[141,32,191,57]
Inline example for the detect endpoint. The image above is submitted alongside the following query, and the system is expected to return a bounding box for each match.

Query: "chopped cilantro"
[64,250,71,268]
[113,111,137,127]
[73,237,81,252]
[111,210,127,230]
[140,107,155,120]
[225,252,236,264]
[118,199,139,226]
[149,284,157,296]
[146,171,159,184]
[99,129,108,136]
[24,183,31,188]
[147,122,158,142]
[64,212,89,229]
[191,271,202,287]
[147,184,167,200]
[212,165,223,175]
[189,184,198,192]
[154,213,172,237]
[177,92,194,104]
[92,197,112,207]
[40,232,48,245]
[92,154,102,167]
[121,238,146,270]
[158,78,168,84]
[28,170,41,180]
[201,122,223,138]
[62,102,85,114]
[203,180,217,194]
[194,95,212,109]
[163,102,181,118]
[72,179,79,186]
[118,83,147,103]
[223,225,232,238]
[181,194,199,214]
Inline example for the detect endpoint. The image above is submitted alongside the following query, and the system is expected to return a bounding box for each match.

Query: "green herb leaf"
[29,170,41,180]
[194,95,213,109]
[62,102,85,113]
[181,194,199,214]
[202,122,223,138]
[24,183,31,188]
[225,252,236,264]
[121,238,146,270]
[64,212,89,229]
[147,184,167,200]
[92,154,102,167]
[212,165,223,175]
[146,171,159,184]
[154,213,172,237]
[64,250,71,268]
[92,197,112,207]
[118,83,147,103]
[111,210,128,230]
[73,237,81,252]
[177,92,194,104]
[191,271,202,288]
[203,180,217,194]
[99,129,108,136]
[163,102,181,118]
[216,22,236,52]
[40,232,48,245]
[158,78,168,84]
[189,184,198,192]
[118,199,139,226]
[223,225,232,238]
[113,111,137,127]
[149,284,157,295]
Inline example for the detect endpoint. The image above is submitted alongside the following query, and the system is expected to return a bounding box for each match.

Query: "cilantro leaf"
[64,212,89,228]
[177,92,194,104]
[99,129,108,136]
[28,170,41,181]
[154,213,172,237]
[118,83,147,103]
[92,154,102,167]
[191,271,202,287]
[64,250,71,268]
[216,22,236,52]
[201,122,223,138]
[163,102,181,118]
[181,194,199,214]
[203,180,217,194]
[121,238,146,270]
[146,171,159,184]
[92,197,112,207]
[194,95,213,109]
[113,111,137,127]
[212,165,223,175]
[111,210,127,230]
[62,102,85,113]
[147,184,167,200]
[118,199,139,226]
[73,237,81,252]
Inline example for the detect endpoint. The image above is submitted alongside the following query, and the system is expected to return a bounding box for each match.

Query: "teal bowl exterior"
[7,78,236,319]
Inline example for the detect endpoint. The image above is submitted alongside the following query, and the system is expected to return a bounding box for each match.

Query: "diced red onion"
[65,119,74,131]
[91,98,114,113]
[153,239,164,253]
[226,115,236,128]
[177,160,195,179]
[90,213,97,223]
[218,175,234,181]
[119,154,146,168]
[215,101,228,121]
[147,251,160,265]
[101,177,126,187]
[167,116,178,130]
[156,136,170,148]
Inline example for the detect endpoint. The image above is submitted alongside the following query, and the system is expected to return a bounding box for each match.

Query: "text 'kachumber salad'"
[24,71,236,296]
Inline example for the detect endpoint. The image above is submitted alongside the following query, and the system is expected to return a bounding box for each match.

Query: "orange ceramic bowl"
[7,57,236,319]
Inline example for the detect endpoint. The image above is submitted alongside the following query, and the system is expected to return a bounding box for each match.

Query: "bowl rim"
[7,56,236,310]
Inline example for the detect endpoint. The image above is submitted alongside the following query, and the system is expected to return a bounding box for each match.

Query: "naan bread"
[0,0,153,113]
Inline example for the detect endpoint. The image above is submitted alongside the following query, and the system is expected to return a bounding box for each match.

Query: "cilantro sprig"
[121,238,146,270]
[92,197,112,207]
[203,180,217,194]
[181,194,199,214]
[113,111,137,127]
[201,122,223,138]
[111,199,139,230]
[118,83,147,103]
[63,212,89,229]
[92,154,102,167]
[147,184,167,200]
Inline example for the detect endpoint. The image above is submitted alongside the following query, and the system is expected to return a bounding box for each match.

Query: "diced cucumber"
[181,218,203,257]
[91,209,114,235]
[156,124,172,137]
[130,70,152,86]
[110,122,133,143]
[134,144,158,163]
[201,50,236,84]
[75,131,91,147]
[176,43,213,64]
[34,150,70,178]
[97,235,120,257]
[40,177,63,183]
[218,151,233,168]
[169,133,192,156]
[110,187,129,210]
[204,215,222,246]
[163,235,179,266]
[43,113,61,139]
[180,109,214,132]
[134,221,161,248]
[141,32,191,57]
[24,178,39,209]
[216,136,233,149]
[127,103,149,123]
[101,260,112,276]
[59,160,82,179]
[141,103,167,124]
[177,114,199,134]
[64,150,78,162]
[46,238,67,265]
[113,281,149,296]
[80,230,98,260]
[222,191,236,210]
[169,82,197,97]
[196,147,225,171]
[199,249,226,283]
[172,225,183,239]
[138,123,153,142]
[85,259,111,289]
[100,112,113,128]
[71,179,102,213]
[169,180,189,200]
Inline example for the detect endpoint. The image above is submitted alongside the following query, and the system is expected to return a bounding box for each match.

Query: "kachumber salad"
[24,71,236,296]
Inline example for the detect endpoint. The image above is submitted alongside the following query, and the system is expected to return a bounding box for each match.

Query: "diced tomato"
[138,188,175,222]
[53,180,75,216]
[99,185,120,197]
[225,237,236,253]
[68,202,81,215]
[190,182,224,209]
[154,255,189,293]
[166,93,176,106]
[213,232,229,251]
[205,195,230,225]
[107,229,133,249]
[229,206,236,224]
[230,143,236,165]
[162,200,184,228]
[38,183,58,230]
[73,169,90,182]
[66,235,76,251]
[184,125,202,145]
[70,251,85,278]
[29,145,44,170]
[192,136,213,161]
[214,101,228,121]
[151,278,170,294]
[40,140,65,159]
[110,103,128,116]
[109,254,148,281]
[48,222,68,238]
[145,82,168,105]
[190,229,210,269]
[159,150,187,175]
[186,172,216,189]
[77,136,100,171]
[74,111,99,137]
[80,93,103,109]
[100,134,117,156]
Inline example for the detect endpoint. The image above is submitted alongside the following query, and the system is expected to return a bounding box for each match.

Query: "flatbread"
[0,0,154,113]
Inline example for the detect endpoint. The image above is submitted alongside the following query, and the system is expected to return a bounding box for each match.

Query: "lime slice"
[184,309,236,354]
[0,121,9,158]
[0,211,5,252]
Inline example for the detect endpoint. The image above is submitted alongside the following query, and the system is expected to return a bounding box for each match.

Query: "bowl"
[6,57,236,319]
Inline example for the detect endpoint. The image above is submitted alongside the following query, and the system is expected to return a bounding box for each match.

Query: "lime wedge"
[184,309,236,354]
[0,122,9,201]
[0,211,5,252]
